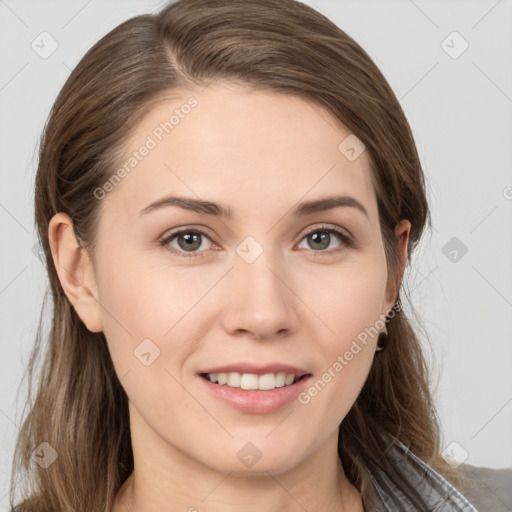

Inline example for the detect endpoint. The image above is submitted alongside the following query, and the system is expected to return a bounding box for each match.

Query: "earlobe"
[48,213,103,333]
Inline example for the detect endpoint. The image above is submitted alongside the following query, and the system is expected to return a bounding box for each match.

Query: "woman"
[8,0,510,510]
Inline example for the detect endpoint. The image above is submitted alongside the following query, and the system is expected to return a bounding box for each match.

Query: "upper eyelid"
[301,223,352,239]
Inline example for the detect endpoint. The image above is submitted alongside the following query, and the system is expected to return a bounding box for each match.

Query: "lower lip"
[197,374,312,413]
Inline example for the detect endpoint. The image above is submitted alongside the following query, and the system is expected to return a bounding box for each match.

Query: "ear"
[384,219,411,310]
[48,212,103,333]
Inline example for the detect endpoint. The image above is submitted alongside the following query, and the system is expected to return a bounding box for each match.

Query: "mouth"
[199,371,311,391]
[197,371,313,413]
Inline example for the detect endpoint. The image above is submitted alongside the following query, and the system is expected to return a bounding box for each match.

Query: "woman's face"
[60,82,409,476]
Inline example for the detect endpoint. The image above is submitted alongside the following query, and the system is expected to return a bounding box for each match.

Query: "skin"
[49,81,410,512]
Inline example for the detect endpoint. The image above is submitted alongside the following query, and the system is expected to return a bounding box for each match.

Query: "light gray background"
[1,0,511,506]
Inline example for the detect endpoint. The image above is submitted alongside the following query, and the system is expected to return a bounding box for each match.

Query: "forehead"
[102,82,377,224]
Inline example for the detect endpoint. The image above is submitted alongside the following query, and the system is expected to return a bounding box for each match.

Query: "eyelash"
[158,224,354,259]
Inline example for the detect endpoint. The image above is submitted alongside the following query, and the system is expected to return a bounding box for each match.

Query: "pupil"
[179,232,201,251]
[310,232,329,250]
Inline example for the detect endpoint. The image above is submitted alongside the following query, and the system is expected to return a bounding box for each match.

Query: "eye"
[159,224,354,259]
[296,225,353,255]
[159,228,215,258]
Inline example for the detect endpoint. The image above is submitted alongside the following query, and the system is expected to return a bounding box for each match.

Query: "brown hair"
[10,0,471,510]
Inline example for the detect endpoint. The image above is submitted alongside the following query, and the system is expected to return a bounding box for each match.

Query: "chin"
[192,439,308,476]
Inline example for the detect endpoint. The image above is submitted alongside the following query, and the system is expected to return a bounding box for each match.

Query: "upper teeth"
[206,372,299,390]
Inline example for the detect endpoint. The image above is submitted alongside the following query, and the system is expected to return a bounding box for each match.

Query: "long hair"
[10,0,471,510]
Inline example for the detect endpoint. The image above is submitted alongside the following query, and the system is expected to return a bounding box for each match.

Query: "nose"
[220,251,300,341]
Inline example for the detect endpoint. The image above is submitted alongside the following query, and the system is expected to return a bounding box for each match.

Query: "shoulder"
[457,463,512,512]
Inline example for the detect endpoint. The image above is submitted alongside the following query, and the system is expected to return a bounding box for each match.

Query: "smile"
[201,371,307,391]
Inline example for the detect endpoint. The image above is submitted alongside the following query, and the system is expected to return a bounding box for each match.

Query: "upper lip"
[198,362,311,377]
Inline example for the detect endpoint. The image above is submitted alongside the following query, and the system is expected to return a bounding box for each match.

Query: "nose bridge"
[221,241,297,338]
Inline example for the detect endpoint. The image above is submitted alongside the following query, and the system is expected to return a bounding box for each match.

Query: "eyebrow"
[139,194,369,219]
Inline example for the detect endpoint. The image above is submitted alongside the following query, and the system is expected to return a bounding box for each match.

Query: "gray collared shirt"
[362,437,479,511]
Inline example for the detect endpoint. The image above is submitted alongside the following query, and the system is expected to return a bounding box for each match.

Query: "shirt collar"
[361,437,478,511]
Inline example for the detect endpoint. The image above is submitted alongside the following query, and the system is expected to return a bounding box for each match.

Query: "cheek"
[306,259,388,345]
[94,252,205,425]
[96,248,168,335]
[94,247,220,373]
[296,260,386,413]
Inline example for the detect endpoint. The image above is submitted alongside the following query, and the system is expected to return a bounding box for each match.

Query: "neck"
[114,439,364,512]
